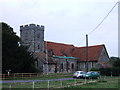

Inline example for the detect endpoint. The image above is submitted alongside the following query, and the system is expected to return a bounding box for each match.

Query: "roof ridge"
[45,41,74,47]
[78,44,104,48]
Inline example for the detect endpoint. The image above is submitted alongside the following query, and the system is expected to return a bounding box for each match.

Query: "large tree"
[110,57,120,67]
[2,22,38,73]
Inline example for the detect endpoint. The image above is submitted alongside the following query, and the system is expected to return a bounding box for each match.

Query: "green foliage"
[99,57,120,76]
[113,59,120,68]
[99,67,120,76]
[99,68,112,76]
[110,57,119,66]
[90,67,99,71]
[2,22,38,73]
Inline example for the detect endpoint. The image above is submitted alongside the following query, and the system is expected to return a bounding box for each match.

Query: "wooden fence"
[0,73,41,79]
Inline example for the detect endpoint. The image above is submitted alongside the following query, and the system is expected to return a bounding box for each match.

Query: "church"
[20,24,110,74]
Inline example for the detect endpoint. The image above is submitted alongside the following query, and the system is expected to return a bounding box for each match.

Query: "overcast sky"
[1,0,118,57]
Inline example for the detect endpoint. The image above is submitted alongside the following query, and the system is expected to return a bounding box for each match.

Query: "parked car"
[73,71,86,78]
[83,71,100,79]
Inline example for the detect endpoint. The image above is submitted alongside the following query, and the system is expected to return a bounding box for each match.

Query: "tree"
[113,58,120,68]
[109,57,119,66]
[2,22,38,73]
[99,57,120,76]
[110,57,120,67]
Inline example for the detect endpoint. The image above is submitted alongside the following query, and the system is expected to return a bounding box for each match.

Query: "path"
[1,78,74,83]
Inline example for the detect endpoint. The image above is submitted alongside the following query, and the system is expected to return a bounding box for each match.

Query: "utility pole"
[46,41,49,75]
[86,34,88,72]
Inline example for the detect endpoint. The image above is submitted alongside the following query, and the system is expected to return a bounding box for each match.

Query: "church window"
[71,63,74,70]
[61,63,63,72]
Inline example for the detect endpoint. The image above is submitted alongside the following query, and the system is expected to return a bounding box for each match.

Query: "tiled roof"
[45,41,74,57]
[72,45,104,62]
[45,41,105,62]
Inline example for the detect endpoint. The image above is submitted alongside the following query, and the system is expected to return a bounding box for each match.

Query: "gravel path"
[1,78,75,83]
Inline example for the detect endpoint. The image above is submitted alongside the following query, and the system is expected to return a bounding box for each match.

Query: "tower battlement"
[20,23,45,53]
[20,24,44,31]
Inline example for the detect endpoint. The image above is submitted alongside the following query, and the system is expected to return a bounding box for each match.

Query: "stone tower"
[20,24,44,53]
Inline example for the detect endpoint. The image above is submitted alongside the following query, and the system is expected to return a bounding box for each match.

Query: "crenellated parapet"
[20,23,45,53]
[20,24,44,31]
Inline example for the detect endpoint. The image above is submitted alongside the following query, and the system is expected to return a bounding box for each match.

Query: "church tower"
[20,24,44,53]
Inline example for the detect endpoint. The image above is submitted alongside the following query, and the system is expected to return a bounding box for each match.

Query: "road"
[1,78,75,83]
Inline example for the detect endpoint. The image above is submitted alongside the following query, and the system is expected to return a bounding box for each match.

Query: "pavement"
[0,78,74,83]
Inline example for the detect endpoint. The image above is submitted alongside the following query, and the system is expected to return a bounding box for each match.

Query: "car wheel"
[78,76,81,79]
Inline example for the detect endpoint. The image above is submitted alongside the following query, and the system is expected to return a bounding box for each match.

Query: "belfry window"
[37,34,40,38]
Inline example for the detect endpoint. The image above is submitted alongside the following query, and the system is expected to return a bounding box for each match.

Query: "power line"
[78,1,118,46]
[88,2,118,35]
[77,36,86,46]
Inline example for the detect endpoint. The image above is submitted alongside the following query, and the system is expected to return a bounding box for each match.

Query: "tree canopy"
[110,57,120,67]
[2,22,38,73]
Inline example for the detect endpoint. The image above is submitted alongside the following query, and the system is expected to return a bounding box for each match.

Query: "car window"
[92,72,96,74]
[80,72,86,74]
[80,72,83,74]
[95,72,99,74]
[87,72,91,74]
[75,72,79,74]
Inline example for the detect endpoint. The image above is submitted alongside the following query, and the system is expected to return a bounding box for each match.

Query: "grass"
[1,75,120,88]
[2,78,86,88]
[2,73,73,80]
[65,77,119,88]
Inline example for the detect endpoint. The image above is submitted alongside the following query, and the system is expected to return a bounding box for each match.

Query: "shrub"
[99,67,120,76]
[111,67,120,76]
[90,67,99,71]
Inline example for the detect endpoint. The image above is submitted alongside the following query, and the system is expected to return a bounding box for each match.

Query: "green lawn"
[2,75,120,88]
[65,77,119,88]
[3,73,73,80]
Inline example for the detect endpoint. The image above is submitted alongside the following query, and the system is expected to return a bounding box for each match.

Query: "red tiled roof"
[72,45,104,62]
[45,41,74,57]
[45,41,105,62]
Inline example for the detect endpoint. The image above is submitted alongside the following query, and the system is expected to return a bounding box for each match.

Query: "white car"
[73,71,86,78]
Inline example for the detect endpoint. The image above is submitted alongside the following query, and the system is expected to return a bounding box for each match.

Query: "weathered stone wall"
[20,24,44,53]
[50,57,77,73]
[77,61,98,71]
[43,64,55,74]
[98,47,109,63]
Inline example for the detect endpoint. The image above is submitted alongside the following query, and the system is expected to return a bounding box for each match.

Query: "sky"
[0,0,118,57]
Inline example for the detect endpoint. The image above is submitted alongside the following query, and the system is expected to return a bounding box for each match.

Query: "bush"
[99,68,111,76]
[99,67,120,76]
[90,67,99,71]
[111,67,120,76]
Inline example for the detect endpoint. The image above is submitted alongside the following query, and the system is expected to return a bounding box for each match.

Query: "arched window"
[61,63,63,72]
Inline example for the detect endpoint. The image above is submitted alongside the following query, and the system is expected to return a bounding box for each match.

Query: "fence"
[0,73,41,79]
[3,78,95,88]
[2,75,120,88]
[1,72,120,88]
[0,73,72,79]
